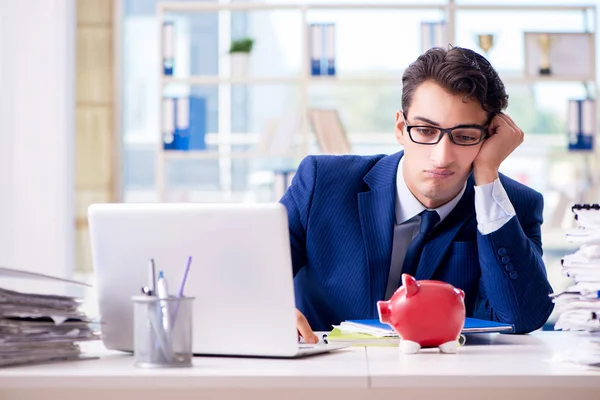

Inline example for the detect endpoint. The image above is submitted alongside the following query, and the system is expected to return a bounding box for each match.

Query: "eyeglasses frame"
[401,111,492,146]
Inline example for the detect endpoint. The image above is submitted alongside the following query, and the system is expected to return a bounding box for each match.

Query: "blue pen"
[177,256,192,297]
[171,257,193,326]
[582,290,600,299]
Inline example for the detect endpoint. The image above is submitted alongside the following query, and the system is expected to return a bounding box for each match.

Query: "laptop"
[87,202,346,358]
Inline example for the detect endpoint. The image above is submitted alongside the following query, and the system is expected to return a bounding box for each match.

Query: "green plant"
[229,37,254,53]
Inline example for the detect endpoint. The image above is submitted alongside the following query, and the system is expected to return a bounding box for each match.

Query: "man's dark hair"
[401,46,508,117]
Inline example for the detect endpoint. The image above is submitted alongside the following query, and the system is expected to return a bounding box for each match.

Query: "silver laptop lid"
[88,202,299,357]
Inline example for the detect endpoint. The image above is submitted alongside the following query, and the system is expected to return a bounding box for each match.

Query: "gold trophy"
[537,33,553,75]
[477,34,495,57]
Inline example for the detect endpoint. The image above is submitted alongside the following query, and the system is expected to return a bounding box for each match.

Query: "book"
[341,317,514,334]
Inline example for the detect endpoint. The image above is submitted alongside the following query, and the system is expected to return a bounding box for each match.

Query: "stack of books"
[0,267,99,367]
[325,318,514,347]
[551,204,600,369]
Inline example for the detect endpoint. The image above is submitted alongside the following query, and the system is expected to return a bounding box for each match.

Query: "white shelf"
[158,2,594,13]
[452,4,595,12]
[162,74,594,87]
[501,75,596,84]
[161,150,300,160]
[159,2,446,12]
[162,76,301,85]
[290,3,446,10]
[308,75,403,84]
[162,75,407,86]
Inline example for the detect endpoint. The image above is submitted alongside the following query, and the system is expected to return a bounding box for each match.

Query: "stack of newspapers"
[552,204,600,369]
[0,267,99,367]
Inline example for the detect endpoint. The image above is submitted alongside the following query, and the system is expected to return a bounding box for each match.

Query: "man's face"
[395,80,488,209]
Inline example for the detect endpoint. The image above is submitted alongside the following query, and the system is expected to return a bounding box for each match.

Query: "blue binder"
[567,98,595,151]
[163,96,206,151]
[345,317,515,334]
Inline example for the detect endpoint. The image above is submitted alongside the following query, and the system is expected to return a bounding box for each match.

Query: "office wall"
[75,0,117,274]
[0,0,75,279]
[0,0,16,270]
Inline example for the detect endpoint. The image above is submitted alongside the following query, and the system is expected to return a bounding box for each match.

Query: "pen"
[156,271,173,362]
[177,256,192,298]
[149,258,157,295]
[157,270,169,299]
[171,257,192,327]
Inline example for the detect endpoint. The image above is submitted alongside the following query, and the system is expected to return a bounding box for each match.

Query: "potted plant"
[229,37,254,77]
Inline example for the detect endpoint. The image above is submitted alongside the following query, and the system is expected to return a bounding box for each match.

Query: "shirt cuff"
[474,178,516,235]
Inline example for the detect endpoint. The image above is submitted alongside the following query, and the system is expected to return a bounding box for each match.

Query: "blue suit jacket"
[280,151,554,334]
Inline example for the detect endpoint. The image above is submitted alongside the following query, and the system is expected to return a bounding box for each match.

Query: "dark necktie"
[401,210,440,280]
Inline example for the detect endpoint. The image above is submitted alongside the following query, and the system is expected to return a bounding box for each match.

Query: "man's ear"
[395,111,405,146]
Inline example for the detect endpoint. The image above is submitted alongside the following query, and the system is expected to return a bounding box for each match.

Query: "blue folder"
[345,317,514,334]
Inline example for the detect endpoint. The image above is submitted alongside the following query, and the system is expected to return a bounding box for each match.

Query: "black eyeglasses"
[402,112,489,146]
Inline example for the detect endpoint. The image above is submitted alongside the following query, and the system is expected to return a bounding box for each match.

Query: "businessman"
[280,46,554,343]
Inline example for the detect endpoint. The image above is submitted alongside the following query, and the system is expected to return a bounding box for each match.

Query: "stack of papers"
[334,320,396,337]
[551,334,600,370]
[552,204,600,369]
[327,320,399,346]
[0,267,100,367]
[326,318,514,346]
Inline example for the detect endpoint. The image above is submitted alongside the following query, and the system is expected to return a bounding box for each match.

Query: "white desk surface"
[0,331,599,400]
[366,331,600,398]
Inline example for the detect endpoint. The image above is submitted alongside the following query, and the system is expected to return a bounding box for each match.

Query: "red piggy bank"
[377,273,466,354]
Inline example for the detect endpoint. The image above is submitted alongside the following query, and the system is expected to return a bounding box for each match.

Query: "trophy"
[537,33,553,75]
[476,34,495,57]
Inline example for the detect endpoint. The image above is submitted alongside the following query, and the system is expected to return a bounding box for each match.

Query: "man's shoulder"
[498,173,543,204]
[299,153,389,177]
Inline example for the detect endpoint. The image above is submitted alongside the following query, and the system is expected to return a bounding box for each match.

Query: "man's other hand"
[296,308,318,344]
[473,113,524,185]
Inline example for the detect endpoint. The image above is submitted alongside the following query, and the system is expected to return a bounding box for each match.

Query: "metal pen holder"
[132,295,195,368]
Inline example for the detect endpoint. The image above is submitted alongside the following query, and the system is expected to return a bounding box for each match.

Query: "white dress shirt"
[384,158,516,299]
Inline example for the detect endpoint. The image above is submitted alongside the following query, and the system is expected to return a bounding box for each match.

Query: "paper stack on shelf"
[0,267,100,367]
[552,204,600,369]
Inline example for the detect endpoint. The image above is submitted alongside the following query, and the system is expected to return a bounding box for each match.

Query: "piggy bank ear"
[455,288,465,301]
[402,274,419,297]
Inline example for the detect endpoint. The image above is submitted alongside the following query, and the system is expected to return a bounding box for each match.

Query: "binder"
[420,21,446,53]
[162,97,176,149]
[335,317,515,337]
[309,24,323,76]
[188,96,207,150]
[325,23,336,76]
[162,96,206,151]
[567,98,595,151]
[0,266,98,367]
[162,22,174,76]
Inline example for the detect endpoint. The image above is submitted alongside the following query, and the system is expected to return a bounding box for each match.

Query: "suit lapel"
[415,175,476,281]
[358,152,403,314]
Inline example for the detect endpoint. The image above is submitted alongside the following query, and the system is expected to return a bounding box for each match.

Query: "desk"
[366,332,600,399]
[0,332,598,400]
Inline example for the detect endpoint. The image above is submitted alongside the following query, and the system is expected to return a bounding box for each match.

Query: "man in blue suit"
[280,46,554,343]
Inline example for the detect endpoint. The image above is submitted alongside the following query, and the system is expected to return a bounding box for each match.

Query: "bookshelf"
[154,1,598,202]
